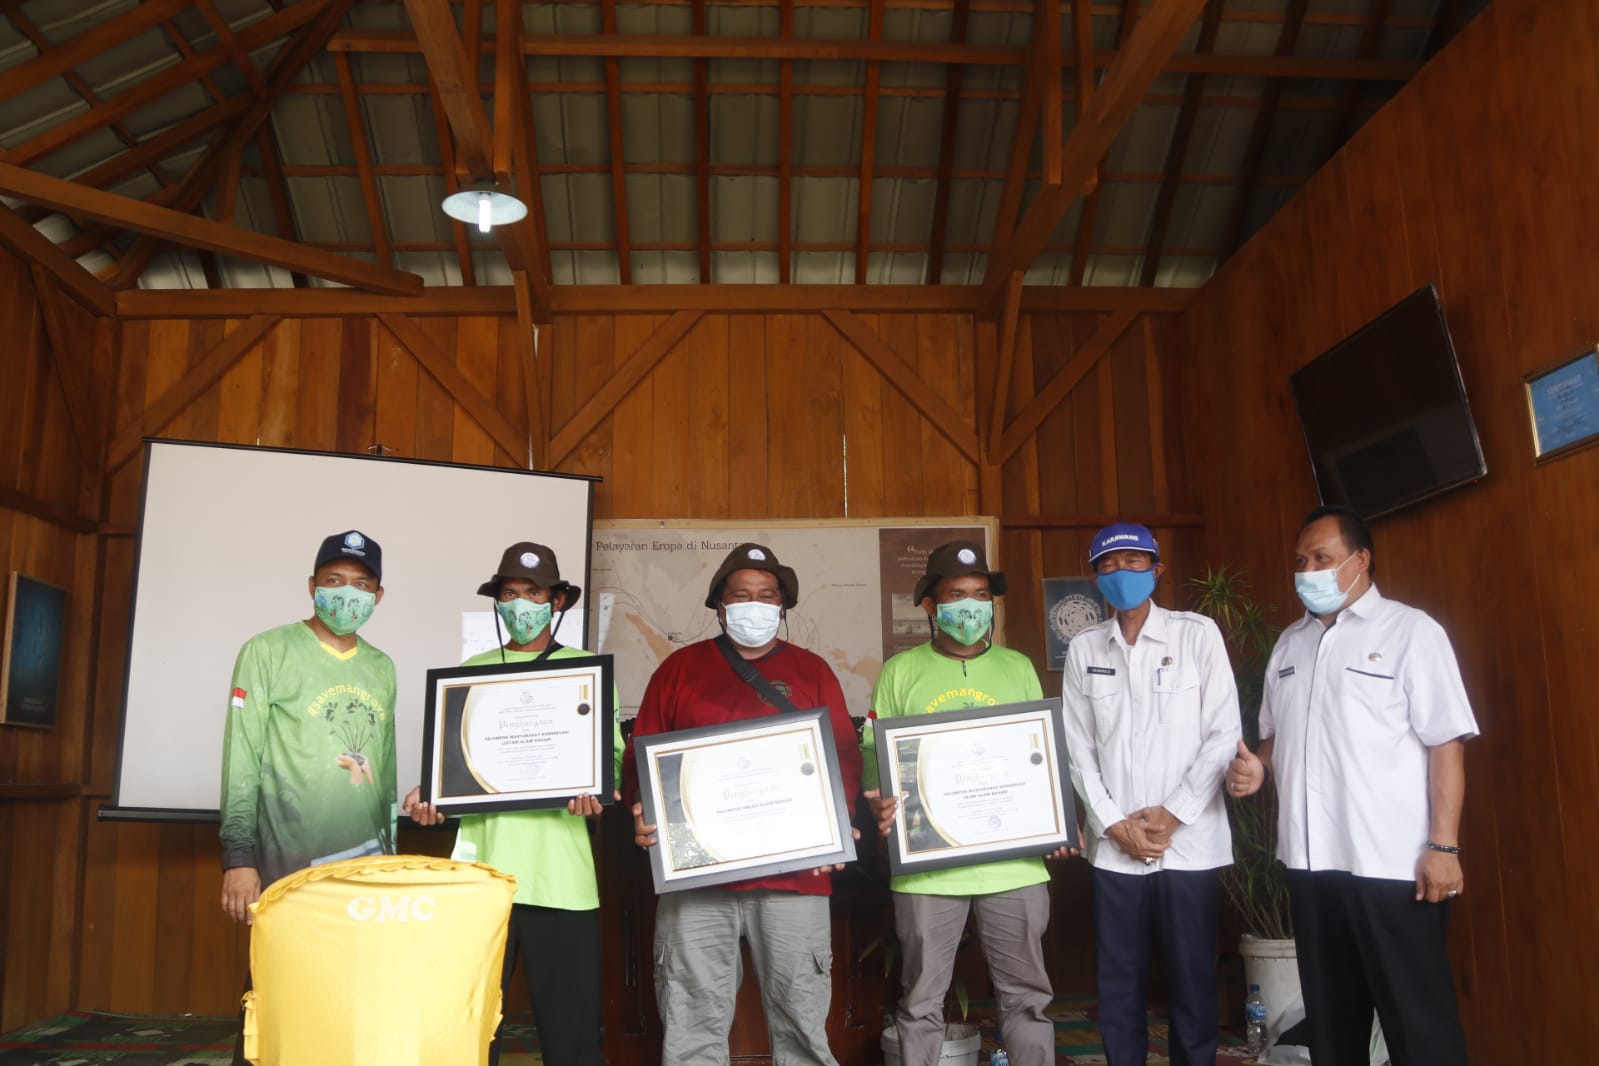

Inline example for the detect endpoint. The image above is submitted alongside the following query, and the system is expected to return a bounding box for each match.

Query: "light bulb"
[478,193,492,233]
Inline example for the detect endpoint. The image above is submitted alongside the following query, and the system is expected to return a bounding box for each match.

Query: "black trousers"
[1287,870,1468,1066]
[1092,867,1220,1066]
[489,903,602,1066]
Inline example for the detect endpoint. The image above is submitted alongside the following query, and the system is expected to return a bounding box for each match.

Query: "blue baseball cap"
[1088,522,1159,565]
[314,530,382,582]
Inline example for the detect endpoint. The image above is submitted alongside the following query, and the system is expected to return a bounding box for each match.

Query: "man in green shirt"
[862,541,1074,1066]
[447,543,624,1066]
[220,530,400,920]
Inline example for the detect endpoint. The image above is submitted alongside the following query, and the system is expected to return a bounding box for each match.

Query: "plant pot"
[879,1021,981,1066]
[1239,934,1299,1040]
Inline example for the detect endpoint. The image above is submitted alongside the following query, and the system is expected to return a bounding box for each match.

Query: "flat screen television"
[1290,283,1486,520]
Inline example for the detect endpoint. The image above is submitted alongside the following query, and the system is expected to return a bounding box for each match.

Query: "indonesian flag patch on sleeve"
[231,687,247,709]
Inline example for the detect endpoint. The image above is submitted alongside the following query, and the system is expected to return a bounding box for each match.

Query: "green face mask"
[314,585,376,636]
[935,597,993,646]
[497,598,553,645]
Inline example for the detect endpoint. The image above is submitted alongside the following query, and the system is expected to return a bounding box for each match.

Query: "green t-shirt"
[220,622,398,887]
[450,646,626,910]
[863,641,1049,897]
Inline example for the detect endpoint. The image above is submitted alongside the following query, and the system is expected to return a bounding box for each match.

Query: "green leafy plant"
[858,920,973,1022]
[1188,565,1291,940]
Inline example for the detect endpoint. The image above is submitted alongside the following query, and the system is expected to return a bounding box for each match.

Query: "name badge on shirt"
[1277,666,1295,679]
[1086,666,1117,676]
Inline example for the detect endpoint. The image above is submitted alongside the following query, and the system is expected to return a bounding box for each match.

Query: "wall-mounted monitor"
[1291,283,1487,519]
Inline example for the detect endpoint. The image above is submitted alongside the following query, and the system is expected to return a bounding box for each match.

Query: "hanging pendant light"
[441,182,528,233]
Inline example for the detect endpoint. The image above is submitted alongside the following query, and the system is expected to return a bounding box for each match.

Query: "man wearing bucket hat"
[861,540,1071,1066]
[1058,522,1241,1066]
[626,542,863,1066]
[439,542,623,1066]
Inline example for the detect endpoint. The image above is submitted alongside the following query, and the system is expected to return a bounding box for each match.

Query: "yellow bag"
[242,855,515,1066]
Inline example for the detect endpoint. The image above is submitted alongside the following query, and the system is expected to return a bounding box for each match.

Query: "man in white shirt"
[1228,506,1474,1066]
[1061,522,1241,1066]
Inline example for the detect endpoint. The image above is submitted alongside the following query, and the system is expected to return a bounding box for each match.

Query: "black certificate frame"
[420,654,615,814]
[873,697,1079,876]
[635,707,857,894]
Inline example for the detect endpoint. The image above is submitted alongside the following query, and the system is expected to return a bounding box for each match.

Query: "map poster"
[590,519,997,719]
[1041,577,1106,671]
[878,527,992,660]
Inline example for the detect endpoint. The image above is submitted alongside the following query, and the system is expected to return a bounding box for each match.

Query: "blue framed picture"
[1525,348,1599,462]
[2,572,67,729]
[1042,577,1106,671]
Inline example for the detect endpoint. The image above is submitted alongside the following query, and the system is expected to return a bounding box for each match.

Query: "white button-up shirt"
[1261,584,1479,882]
[1062,604,1242,874]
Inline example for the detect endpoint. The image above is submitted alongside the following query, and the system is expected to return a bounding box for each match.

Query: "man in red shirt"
[628,543,863,1064]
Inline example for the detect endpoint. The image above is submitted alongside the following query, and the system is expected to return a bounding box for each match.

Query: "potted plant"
[859,916,982,1066]
[1187,568,1298,1030]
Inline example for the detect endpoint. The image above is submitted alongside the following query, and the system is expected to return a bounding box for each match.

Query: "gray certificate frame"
[873,697,1080,876]
[420,654,615,815]
[635,707,857,894]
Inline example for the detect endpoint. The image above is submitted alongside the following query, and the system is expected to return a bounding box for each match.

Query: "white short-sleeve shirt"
[1061,604,1242,874]
[1260,584,1479,882]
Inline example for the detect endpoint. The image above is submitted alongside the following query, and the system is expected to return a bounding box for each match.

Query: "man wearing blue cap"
[221,530,422,923]
[1059,523,1241,1066]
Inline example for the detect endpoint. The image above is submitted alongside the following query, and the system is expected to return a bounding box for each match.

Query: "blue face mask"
[1294,553,1359,615]
[1097,568,1157,612]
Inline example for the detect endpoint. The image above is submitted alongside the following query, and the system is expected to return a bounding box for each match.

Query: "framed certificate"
[635,708,857,894]
[1524,347,1599,463]
[873,698,1079,875]
[421,655,615,814]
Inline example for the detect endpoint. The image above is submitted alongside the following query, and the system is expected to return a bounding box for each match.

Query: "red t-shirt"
[625,638,864,896]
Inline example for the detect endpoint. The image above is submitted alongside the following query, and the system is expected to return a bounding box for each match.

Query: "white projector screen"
[109,441,595,819]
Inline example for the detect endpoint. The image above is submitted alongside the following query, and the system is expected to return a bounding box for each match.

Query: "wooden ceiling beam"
[193,0,272,95]
[778,0,794,282]
[980,0,1206,314]
[336,52,392,267]
[490,2,538,279]
[402,0,495,179]
[513,269,546,466]
[924,0,970,284]
[0,0,192,102]
[1040,0,1063,183]
[268,236,1223,257]
[600,0,634,283]
[31,266,103,469]
[855,0,886,284]
[510,46,554,306]
[328,28,1420,80]
[991,25,1048,253]
[115,282,1194,318]
[111,0,356,288]
[1137,0,1225,287]
[156,16,230,104]
[1067,0,1107,286]
[0,204,115,316]
[694,0,713,283]
[0,2,323,169]
[428,79,477,286]
[254,126,308,287]
[987,270,1023,456]
[0,162,423,294]
[1219,0,1308,258]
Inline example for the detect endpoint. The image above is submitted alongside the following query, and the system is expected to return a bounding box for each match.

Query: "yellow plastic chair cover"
[241,855,516,1066]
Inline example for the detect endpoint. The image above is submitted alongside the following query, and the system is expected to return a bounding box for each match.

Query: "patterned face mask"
[497,598,553,644]
[934,597,993,646]
[313,585,376,636]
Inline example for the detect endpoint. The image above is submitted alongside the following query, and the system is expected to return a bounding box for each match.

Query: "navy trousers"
[1092,867,1220,1066]
[1287,870,1468,1066]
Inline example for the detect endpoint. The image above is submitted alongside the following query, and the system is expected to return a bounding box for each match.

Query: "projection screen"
[108,441,595,820]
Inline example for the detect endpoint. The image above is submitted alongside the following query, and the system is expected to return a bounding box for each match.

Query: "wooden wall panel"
[1164,0,1597,1058]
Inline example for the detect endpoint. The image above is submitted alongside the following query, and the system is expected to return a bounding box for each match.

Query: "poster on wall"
[1,572,67,729]
[1041,577,1106,671]
[1524,348,1599,463]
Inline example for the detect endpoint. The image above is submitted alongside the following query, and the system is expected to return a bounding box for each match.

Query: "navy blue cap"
[314,530,382,582]
[1088,522,1159,565]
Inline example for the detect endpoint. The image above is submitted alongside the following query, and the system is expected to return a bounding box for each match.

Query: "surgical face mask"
[497,598,553,644]
[1294,552,1360,615]
[314,585,376,636]
[935,598,993,646]
[724,601,782,648]
[1097,568,1158,612]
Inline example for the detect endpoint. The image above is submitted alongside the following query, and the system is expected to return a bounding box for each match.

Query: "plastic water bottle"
[989,1042,1010,1066]
[1244,983,1267,1057]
